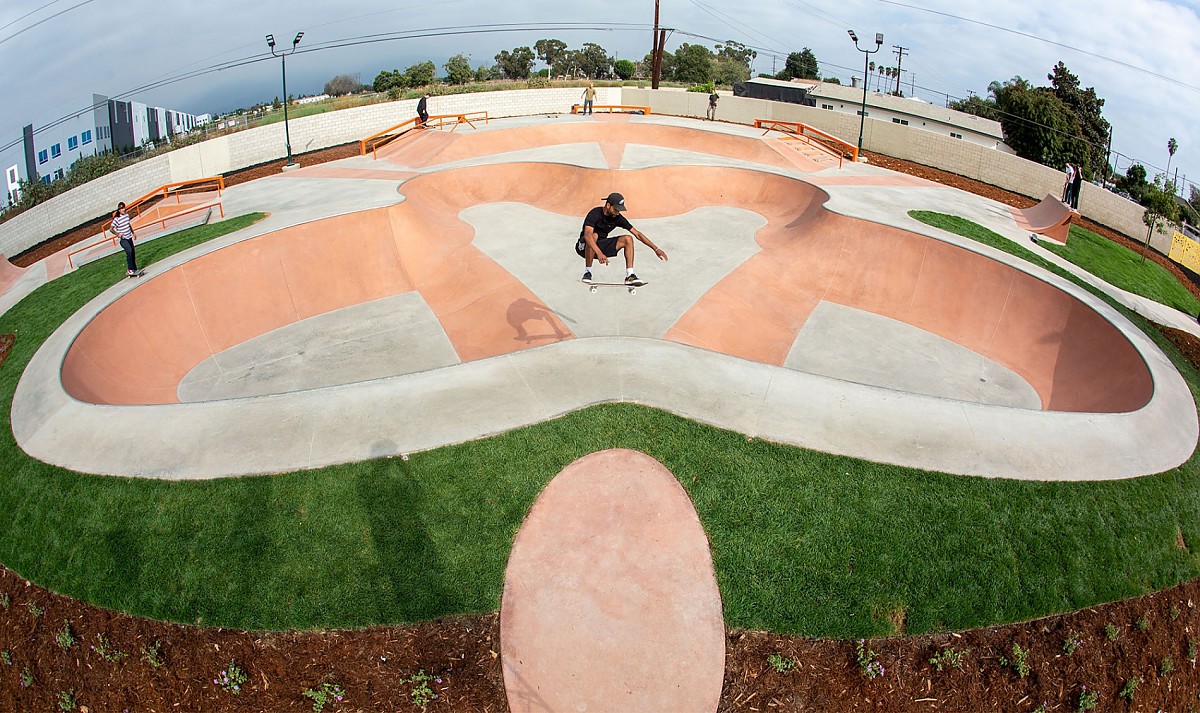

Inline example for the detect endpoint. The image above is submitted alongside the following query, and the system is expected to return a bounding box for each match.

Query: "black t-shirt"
[579,206,633,241]
[709,93,719,105]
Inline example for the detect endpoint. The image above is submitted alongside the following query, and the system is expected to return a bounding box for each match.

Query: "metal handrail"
[754,119,858,165]
[69,200,224,269]
[571,104,652,115]
[359,111,491,159]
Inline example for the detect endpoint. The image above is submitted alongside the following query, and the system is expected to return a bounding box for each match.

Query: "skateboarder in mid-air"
[576,192,667,286]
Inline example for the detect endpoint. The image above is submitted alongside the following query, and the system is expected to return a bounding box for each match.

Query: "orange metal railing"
[571,104,651,115]
[359,111,490,158]
[754,119,858,166]
[69,178,224,269]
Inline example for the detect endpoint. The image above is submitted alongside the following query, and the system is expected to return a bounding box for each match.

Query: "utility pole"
[892,46,908,96]
[651,0,661,89]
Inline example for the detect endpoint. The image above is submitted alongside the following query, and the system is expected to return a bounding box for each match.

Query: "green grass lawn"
[916,210,1200,316]
[1,212,1199,637]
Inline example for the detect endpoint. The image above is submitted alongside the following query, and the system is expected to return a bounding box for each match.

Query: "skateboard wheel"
[589,286,597,293]
[628,287,636,294]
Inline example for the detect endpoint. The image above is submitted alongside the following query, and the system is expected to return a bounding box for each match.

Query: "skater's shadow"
[507,298,570,344]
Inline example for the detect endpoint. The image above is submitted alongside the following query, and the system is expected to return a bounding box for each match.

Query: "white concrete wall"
[0,87,618,258]
[621,88,1171,253]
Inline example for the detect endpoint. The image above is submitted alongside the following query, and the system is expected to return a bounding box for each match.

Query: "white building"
[2,94,200,204]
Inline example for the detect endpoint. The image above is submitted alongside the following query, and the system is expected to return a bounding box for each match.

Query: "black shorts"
[575,236,621,258]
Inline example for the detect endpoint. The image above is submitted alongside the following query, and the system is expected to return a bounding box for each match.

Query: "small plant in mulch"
[854,639,884,679]
[91,633,127,663]
[1062,630,1082,656]
[0,592,9,608]
[1171,603,1182,620]
[19,664,33,687]
[55,620,76,650]
[214,660,248,694]
[55,689,79,711]
[1076,685,1099,711]
[1,649,11,665]
[402,669,441,709]
[928,646,969,671]
[1188,636,1199,663]
[1161,655,1175,676]
[1118,675,1141,701]
[0,333,14,369]
[998,642,1031,678]
[1104,622,1121,641]
[1135,614,1151,631]
[302,679,347,712]
[767,652,797,673]
[142,640,165,668]
[27,601,43,617]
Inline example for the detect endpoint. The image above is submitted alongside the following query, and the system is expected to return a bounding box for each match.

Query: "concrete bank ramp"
[1011,194,1076,244]
[501,449,724,713]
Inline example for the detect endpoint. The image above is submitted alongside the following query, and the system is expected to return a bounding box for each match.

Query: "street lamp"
[266,31,303,168]
[847,29,883,158]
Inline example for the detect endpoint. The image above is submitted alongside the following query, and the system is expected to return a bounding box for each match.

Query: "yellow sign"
[1169,230,1200,273]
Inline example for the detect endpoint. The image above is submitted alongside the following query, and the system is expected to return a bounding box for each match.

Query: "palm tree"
[868,61,875,90]
[878,65,885,92]
[1167,137,1179,190]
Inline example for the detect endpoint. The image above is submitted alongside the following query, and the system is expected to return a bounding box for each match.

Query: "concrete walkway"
[7,114,1198,480]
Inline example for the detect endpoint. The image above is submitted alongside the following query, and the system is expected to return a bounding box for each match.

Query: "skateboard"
[126,269,145,278]
[581,279,647,294]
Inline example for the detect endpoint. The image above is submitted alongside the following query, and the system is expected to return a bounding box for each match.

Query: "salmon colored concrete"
[501,449,724,713]
[377,121,813,172]
[279,167,420,181]
[0,255,25,295]
[61,158,1153,413]
[1011,194,1076,244]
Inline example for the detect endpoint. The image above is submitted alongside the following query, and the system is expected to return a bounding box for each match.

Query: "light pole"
[847,29,883,158]
[266,31,303,168]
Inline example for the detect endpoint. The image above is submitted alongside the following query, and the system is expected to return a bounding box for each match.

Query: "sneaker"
[126,270,136,277]
[582,270,593,283]
[625,273,645,286]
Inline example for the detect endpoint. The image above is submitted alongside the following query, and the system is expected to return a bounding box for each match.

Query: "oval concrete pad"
[501,449,725,713]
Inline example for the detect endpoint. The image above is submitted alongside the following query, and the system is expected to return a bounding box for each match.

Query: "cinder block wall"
[622,88,1167,252]
[1,86,1167,258]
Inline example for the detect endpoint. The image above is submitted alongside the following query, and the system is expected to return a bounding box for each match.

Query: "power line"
[0,0,68,33]
[0,0,97,46]
[878,0,1200,94]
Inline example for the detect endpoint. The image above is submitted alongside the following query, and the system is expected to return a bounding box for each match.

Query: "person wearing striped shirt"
[109,201,141,277]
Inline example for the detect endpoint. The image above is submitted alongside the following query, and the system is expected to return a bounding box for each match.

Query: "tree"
[373,69,405,93]
[272,96,281,110]
[324,74,361,97]
[1167,137,1179,186]
[673,43,713,84]
[495,46,535,79]
[986,76,1081,170]
[1046,62,1110,179]
[715,40,756,71]
[949,94,999,121]
[613,59,635,80]
[404,61,435,88]
[1190,185,1200,217]
[1120,164,1149,203]
[823,76,841,85]
[776,49,819,81]
[474,64,493,83]
[534,38,568,76]
[712,56,749,86]
[444,54,473,85]
[572,43,612,78]
[1140,174,1181,263]
[642,51,675,81]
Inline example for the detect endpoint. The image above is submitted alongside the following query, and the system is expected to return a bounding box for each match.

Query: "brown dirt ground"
[5,142,1200,711]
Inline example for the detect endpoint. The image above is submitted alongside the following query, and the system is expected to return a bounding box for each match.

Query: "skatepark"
[4,110,1200,710]
[8,114,1196,480]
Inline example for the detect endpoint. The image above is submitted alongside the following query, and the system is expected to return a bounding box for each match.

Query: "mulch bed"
[0,334,12,369]
[5,136,1200,711]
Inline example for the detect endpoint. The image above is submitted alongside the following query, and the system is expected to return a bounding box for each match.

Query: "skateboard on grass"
[581,279,648,294]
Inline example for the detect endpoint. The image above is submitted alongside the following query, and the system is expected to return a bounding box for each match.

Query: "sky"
[1,0,1198,196]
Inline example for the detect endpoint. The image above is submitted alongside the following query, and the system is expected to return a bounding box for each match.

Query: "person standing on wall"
[582,82,596,115]
[707,89,719,120]
[417,93,430,128]
[1070,162,1083,210]
[110,202,142,278]
[1062,162,1075,204]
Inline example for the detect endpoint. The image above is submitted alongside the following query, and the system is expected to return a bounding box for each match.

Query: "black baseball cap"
[603,192,627,211]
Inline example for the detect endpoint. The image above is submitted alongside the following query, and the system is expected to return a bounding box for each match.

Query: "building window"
[81,130,92,145]
[950,132,963,139]
[38,149,48,164]
[50,143,61,158]
[822,104,834,110]
[856,110,869,117]
[41,175,51,184]
[54,168,64,180]
[6,167,15,183]
[67,136,78,150]
[892,118,909,125]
